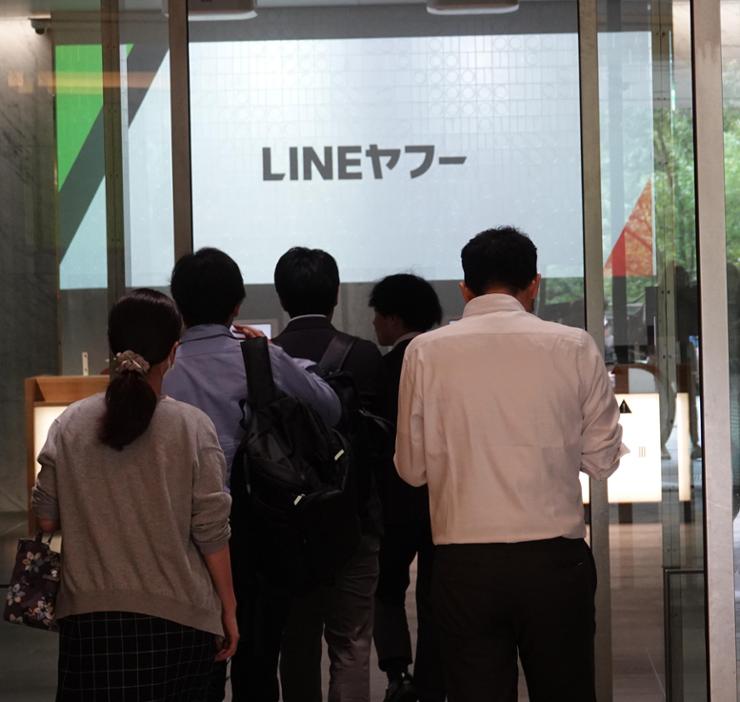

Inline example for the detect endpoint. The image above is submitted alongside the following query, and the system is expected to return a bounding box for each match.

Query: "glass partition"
[0,3,176,698]
[188,1,585,342]
[55,6,175,375]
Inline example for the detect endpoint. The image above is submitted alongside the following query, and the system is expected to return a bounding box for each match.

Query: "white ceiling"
[0,0,424,18]
[1,0,564,19]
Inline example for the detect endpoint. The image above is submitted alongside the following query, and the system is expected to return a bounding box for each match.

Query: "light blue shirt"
[163,324,341,483]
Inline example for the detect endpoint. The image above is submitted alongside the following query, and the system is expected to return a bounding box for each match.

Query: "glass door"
[596,0,707,699]
[1,0,734,699]
[184,1,714,700]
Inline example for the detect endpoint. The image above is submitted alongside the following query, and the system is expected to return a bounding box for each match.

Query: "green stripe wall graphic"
[55,44,103,191]
[55,44,135,290]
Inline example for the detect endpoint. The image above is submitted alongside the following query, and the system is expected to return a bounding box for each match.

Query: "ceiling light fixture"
[427,0,519,15]
[162,0,257,21]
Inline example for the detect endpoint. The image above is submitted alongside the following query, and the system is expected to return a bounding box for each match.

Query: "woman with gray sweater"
[32,288,238,701]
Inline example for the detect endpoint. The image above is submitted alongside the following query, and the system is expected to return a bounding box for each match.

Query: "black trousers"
[374,520,445,702]
[206,540,292,702]
[431,538,597,702]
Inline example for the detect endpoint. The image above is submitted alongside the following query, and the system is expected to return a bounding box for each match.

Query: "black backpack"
[316,333,394,532]
[229,337,361,592]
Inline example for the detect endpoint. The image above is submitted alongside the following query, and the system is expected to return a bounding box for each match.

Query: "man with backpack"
[272,247,387,702]
[162,247,341,702]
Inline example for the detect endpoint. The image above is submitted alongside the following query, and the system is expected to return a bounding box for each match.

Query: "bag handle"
[241,338,278,409]
[35,531,55,545]
[318,333,356,374]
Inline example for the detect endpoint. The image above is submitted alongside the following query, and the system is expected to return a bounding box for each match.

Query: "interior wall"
[0,19,58,512]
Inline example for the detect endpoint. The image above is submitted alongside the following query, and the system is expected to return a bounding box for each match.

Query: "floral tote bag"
[4,533,60,632]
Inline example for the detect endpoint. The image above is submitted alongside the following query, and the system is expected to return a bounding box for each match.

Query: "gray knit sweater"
[32,394,231,636]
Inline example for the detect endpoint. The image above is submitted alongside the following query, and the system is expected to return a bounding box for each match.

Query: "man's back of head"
[274,247,340,318]
[171,248,245,328]
[369,274,442,347]
[461,226,538,306]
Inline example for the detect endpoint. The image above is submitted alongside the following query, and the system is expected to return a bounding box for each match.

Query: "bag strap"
[318,333,356,373]
[241,338,277,409]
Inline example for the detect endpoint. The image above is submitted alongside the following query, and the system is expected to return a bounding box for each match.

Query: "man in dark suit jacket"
[369,274,446,702]
[273,247,386,702]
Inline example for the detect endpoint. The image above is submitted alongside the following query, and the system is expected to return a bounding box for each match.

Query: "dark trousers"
[280,536,380,702]
[374,520,445,702]
[431,538,597,702]
[207,547,292,702]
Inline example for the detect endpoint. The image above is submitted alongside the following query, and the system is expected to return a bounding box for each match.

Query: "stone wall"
[0,20,58,512]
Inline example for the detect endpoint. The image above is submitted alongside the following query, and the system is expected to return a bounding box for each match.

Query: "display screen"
[190,33,585,284]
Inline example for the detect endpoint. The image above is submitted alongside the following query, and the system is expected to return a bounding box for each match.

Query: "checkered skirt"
[57,611,216,701]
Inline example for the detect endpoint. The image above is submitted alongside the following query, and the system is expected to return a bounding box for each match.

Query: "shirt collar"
[289,314,329,322]
[462,293,526,318]
[393,331,421,348]
[180,324,236,342]
[176,324,239,357]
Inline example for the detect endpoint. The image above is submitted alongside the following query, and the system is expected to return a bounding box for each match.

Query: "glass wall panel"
[0,3,177,698]
[119,11,174,290]
[188,2,584,343]
[53,19,109,375]
[55,5,176,375]
[598,1,706,699]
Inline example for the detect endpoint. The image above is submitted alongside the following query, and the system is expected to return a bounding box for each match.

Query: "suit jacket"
[382,339,430,525]
[273,315,386,535]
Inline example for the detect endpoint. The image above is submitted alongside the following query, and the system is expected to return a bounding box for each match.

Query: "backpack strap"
[241,338,277,409]
[318,333,356,373]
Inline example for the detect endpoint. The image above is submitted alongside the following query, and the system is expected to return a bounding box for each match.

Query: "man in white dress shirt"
[395,227,625,702]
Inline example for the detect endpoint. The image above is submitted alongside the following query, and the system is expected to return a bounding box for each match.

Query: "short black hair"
[369,274,442,332]
[461,226,538,295]
[274,247,340,317]
[170,248,245,327]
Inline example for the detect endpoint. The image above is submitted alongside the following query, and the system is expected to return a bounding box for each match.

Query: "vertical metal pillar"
[168,0,193,261]
[690,1,736,699]
[578,1,613,700]
[101,0,126,312]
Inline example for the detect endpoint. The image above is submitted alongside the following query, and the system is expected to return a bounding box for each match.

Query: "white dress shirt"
[395,293,625,544]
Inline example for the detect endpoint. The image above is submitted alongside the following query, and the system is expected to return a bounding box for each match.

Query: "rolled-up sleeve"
[192,423,232,555]
[394,344,428,487]
[32,420,60,522]
[270,344,342,426]
[578,332,627,480]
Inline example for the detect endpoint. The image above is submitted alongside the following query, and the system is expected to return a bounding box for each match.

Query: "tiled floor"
[0,515,710,701]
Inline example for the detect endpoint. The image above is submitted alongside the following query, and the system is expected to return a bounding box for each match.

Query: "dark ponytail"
[99,289,182,451]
